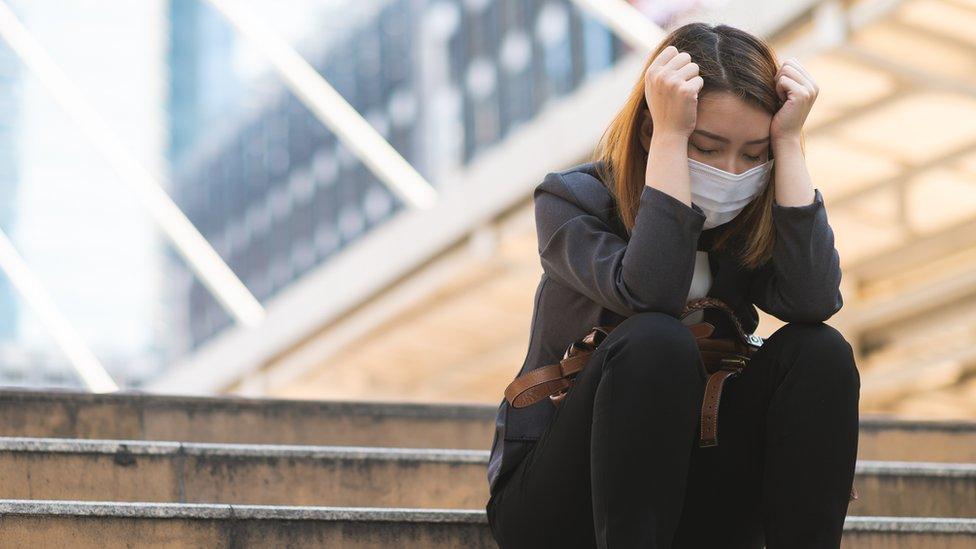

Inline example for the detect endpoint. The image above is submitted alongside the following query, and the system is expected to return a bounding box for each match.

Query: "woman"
[484,22,860,549]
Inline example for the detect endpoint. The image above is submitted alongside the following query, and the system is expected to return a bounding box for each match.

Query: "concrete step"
[1,437,973,518]
[841,516,976,548]
[0,388,494,449]
[0,500,495,548]
[852,461,976,518]
[0,500,972,548]
[2,389,974,462]
[0,438,488,509]
[858,415,976,463]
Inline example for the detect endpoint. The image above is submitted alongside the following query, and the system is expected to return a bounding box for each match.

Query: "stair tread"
[0,499,974,533]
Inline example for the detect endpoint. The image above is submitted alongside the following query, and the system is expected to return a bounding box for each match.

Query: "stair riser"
[858,431,976,462]
[0,399,492,449]
[0,451,488,508]
[2,392,974,462]
[1,449,972,517]
[849,475,976,517]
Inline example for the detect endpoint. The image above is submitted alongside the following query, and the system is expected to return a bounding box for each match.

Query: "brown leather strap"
[504,352,593,408]
[688,322,714,339]
[699,360,744,447]
[504,299,763,448]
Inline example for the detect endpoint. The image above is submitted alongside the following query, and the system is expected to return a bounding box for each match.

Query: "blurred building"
[163,0,627,354]
[167,0,245,166]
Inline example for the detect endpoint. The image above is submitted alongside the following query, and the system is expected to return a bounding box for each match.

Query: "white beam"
[205,0,438,211]
[569,0,664,52]
[0,228,117,392]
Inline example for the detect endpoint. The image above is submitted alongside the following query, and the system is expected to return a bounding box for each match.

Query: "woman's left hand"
[770,57,819,141]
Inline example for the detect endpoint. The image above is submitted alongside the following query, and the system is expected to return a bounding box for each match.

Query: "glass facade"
[167,0,243,165]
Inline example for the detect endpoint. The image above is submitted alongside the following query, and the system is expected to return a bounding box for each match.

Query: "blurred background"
[0,0,974,421]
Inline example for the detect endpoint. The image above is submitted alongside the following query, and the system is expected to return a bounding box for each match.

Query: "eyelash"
[692,144,761,162]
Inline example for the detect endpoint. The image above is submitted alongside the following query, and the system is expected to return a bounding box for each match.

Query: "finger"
[649,45,678,70]
[777,74,804,101]
[784,57,816,87]
[684,75,704,97]
[792,59,820,93]
[675,61,699,82]
[780,64,815,95]
[780,58,818,95]
[775,73,793,102]
[664,50,692,72]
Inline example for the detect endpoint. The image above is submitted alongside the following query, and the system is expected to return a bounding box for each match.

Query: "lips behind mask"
[688,157,774,229]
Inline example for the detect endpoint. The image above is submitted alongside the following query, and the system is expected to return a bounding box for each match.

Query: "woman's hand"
[644,45,704,139]
[770,57,818,142]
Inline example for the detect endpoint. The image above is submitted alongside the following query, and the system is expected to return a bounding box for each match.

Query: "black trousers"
[486,311,860,548]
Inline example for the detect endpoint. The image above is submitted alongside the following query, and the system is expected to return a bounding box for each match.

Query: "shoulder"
[534,160,617,219]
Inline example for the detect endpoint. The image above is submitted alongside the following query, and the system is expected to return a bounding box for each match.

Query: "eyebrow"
[693,129,770,145]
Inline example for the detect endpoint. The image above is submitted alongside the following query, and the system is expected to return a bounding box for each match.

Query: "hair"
[591,22,806,270]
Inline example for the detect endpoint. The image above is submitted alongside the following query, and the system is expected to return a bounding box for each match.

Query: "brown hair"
[591,22,805,269]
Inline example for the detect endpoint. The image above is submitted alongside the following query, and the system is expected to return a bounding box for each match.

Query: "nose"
[717,157,752,175]
[716,160,742,175]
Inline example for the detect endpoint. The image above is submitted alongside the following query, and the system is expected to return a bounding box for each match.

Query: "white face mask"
[688,157,774,229]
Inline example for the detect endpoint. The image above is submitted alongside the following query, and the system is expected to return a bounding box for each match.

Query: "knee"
[602,311,702,385]
[771,322,859,387]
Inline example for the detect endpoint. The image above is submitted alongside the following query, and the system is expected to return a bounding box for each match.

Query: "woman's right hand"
[643,45,704,139]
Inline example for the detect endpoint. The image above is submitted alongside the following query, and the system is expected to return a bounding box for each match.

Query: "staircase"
[0,389,973,547]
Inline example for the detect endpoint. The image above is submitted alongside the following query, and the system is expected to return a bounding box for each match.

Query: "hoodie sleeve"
[534,171,707,318]
[748,188,844,323]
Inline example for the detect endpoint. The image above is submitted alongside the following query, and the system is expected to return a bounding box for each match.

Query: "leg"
[672,321,859,549]
[487,311,705,549]
[757,321,860,548]
[486,333,613,549]
[590,311,706,548]
[670,330,770,548]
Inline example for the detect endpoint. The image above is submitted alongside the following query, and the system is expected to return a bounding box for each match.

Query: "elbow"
[619,299,687,320]
[613,262,692,319]
[614,272,691,318]
[610,278,688,319]
[782,266,844,323]
[812,275,845,322]
[783,290,844,323]
[821,289,844,321]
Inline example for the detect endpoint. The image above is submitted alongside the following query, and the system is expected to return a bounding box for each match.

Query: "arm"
[534,170,706,318]
[748,187,844,322]
[752,58,843,322]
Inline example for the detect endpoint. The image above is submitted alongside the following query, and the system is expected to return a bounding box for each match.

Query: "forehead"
[695,91,772,142]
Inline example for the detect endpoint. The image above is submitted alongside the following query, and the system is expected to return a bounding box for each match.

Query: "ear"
[638,112,651,153]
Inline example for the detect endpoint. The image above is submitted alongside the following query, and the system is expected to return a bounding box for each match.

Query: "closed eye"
[694,143,761,162]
